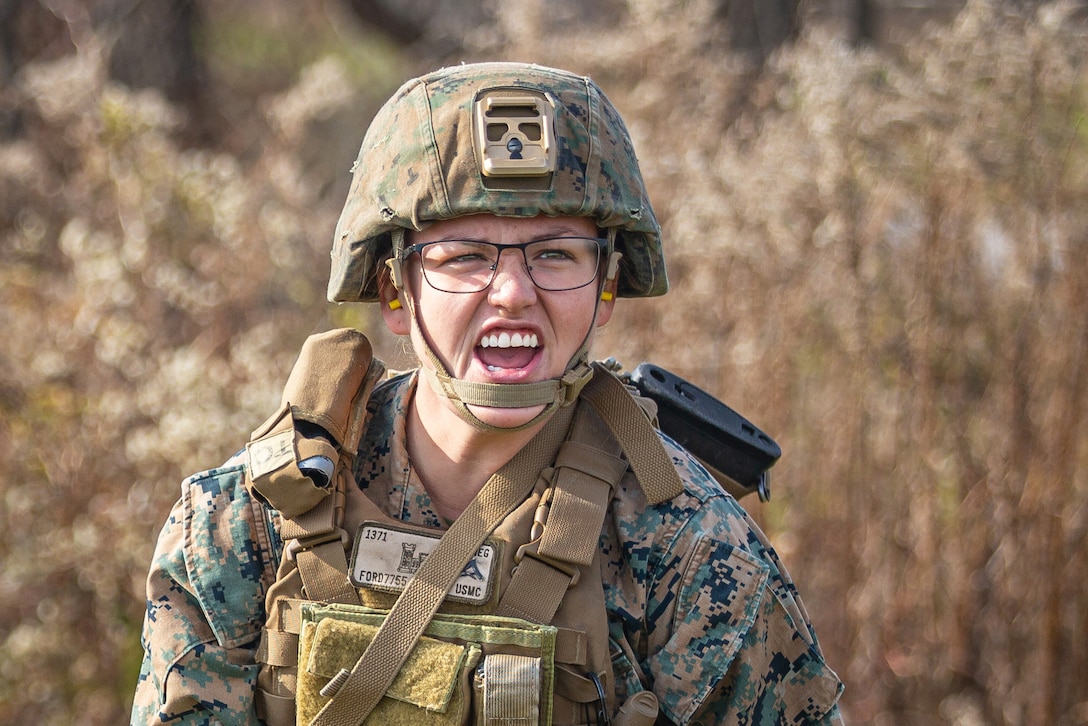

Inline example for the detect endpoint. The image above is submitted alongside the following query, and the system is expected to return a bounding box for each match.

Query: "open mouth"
[477,331,539,371]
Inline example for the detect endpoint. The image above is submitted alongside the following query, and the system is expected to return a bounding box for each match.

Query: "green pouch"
[298,603,557,726]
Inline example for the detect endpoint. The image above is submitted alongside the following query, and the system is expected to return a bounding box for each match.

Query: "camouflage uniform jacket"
[132,372,844,725]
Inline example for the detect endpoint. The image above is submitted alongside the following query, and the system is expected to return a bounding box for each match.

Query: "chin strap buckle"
[560,361,594,406]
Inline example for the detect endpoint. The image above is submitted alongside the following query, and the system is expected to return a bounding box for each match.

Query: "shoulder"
[182,451,248,506]
[607,428,773,631]
[615,432,844,722]
[643,431,810,620]
[613,429,761,554]
[138,455,275,720]
[177,454,277,647]
[658,430,764,541]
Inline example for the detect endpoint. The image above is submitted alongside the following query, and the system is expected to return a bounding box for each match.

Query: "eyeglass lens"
[415,237,603,293]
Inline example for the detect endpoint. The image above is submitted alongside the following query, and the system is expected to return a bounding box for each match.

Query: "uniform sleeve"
[655,531,844,724]
[639,436,845,725]
[131,464,276,725]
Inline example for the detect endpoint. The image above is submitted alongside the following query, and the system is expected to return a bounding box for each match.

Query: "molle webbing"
[310,404,576,726]
[497,407,627,624]
[251,330,685,726]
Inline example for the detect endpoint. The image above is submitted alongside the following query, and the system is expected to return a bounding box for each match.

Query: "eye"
[528,238,594,266]
[423,241,495,268]
[535,247,576,262]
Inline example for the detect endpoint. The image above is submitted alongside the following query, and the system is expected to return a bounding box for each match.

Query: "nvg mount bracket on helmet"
[473,89,558,185]
[604,359,780,502]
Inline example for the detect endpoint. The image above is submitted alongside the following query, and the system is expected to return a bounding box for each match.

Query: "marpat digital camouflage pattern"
[132,375,844,724]
[327,62,668,303]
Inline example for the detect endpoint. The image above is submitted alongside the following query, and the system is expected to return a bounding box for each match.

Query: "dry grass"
[1,1,1086,723]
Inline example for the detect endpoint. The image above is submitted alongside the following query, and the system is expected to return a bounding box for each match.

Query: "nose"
[487,248,538,308]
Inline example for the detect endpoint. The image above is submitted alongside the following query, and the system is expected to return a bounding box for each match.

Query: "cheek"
[548,293,600,341]
[415,290,479,347]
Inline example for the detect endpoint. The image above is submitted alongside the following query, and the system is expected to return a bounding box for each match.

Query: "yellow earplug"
[600,291,614,302]
[388,299,402,310]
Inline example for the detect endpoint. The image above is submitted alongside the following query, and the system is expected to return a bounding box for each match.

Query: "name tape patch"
[350,522,497,606]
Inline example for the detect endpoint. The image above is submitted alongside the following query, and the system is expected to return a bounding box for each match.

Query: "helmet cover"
[328,62,668,302]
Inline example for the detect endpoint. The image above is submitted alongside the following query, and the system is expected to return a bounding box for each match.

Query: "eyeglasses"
[403,236,608,294]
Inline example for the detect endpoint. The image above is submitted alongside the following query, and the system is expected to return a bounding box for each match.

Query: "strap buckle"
[513,540,581,587]
[284,529,349,562]
[560,362,594,406]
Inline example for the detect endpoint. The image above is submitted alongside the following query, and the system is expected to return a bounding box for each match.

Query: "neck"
[406,377,548,521]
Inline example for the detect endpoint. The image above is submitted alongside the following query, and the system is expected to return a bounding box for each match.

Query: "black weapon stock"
[621,362,780,501]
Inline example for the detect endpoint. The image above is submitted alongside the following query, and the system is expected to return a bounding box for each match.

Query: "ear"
[595,250,621,327]
[595,276,618,327]
[378,264,410,335]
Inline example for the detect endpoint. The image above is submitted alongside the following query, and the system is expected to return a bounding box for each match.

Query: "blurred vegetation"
[1,1,1086,724]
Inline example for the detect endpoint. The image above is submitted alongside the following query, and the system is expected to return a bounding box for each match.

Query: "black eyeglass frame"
[400,236,610,294]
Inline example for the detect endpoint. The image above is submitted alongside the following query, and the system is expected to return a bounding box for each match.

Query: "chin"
[465,403,550,431]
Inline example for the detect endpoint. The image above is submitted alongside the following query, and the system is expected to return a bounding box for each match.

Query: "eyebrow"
[529,226,597,241]
[426,227,599,245]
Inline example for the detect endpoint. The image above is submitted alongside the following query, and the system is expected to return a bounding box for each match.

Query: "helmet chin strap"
[388,228,620,433]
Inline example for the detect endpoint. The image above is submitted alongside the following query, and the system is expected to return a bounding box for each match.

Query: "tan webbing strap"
[497,405,627,623]
[257,597,312,668]
[310,404,575,726]
[257,629,298,668]
[282,484,359,605]
[260,691,297,725]
[539,442,627,564]
[498,367,687,624]
[581,362,685,505]
[498,559,573,624]
[555,628,589,666]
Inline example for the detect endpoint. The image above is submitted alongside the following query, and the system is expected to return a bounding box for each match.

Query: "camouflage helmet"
[327,62,668,303]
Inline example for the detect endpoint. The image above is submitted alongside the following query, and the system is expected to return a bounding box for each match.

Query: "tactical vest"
[244,329,681,726]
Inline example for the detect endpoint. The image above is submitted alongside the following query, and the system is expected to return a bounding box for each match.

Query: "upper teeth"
[480,332,539,348]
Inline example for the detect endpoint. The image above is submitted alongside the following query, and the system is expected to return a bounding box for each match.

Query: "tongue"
[478,346,536,369]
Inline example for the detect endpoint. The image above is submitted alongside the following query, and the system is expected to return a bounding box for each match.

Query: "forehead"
[409,214,598,244]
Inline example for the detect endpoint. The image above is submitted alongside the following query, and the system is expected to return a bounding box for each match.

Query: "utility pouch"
[246,328,382,519]
[297,603,557,726]
[474,654,542,726]
[247,405,337,519]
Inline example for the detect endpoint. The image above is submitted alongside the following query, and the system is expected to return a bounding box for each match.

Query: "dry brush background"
[1,0,1086,724]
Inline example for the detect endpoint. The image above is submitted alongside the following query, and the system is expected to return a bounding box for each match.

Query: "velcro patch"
[350,522,497,606]
[247,429,295,480]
